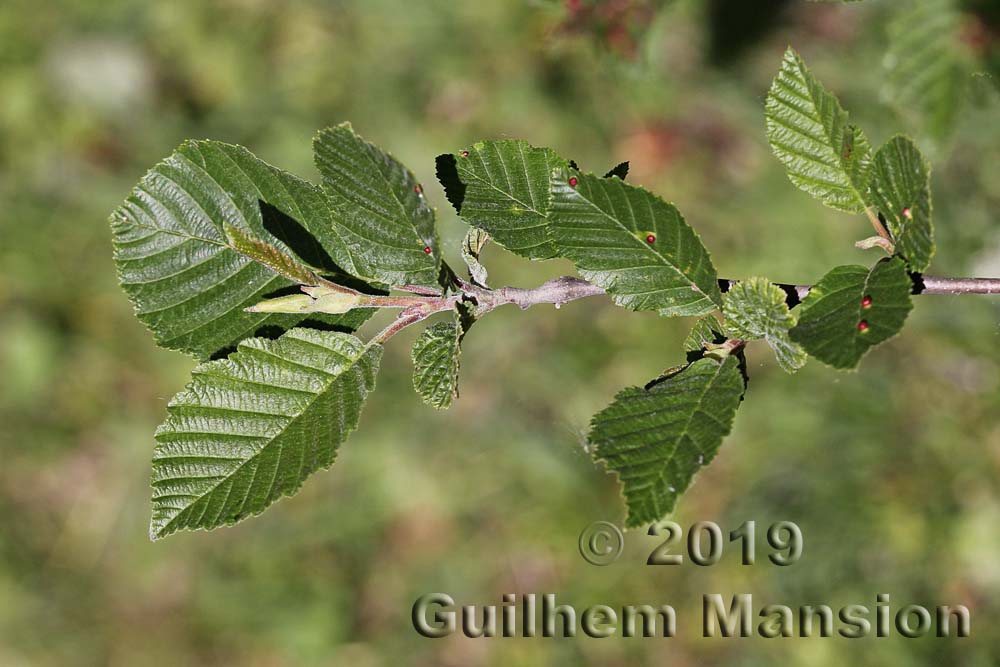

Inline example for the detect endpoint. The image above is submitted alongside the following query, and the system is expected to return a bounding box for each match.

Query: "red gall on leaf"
[861,295,872,308]
[568,176,579,188]
[857,320,869,332]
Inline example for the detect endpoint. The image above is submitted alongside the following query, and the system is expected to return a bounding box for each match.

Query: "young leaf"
[790,258,913,369]
[411,316,463,409]
[684,315,728,353]
[461,228,490,287]
[223,223,320,286]
[450,140,568,260]
[723,277,807,373]
[590,356,745,528]
[548,171,722,317]
[765,47,872,213]
[884,0,969,146]
[313,122,439,287]
[868,136,934,271]
[150,329,381,539]
[110,140,370,360]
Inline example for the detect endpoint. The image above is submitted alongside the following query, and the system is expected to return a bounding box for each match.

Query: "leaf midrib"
[153,343,368,538]
[571,180,710,299]
[457,159,545,218]
[644,361,725,514]
[320,128,432,254]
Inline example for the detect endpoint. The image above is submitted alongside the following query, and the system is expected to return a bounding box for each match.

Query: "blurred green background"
[1,0,998,664]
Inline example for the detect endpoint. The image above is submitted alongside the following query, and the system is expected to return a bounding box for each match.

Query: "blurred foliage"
[0,0,998,665]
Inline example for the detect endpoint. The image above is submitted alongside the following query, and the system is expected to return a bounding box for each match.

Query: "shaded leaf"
[411,316,463,409]
[314,122,439,287]
[790,258,913,369]
[150,329,381,539]
[461,228,490,287]
[723,277,807,373]
[868,135,934,271]
[604,161,629,180]
[110,140,371,360]
[451,139,568,259]
[884,0,970,146]
[591,356,745,527]
[765,47,872,212]
[434,153,466,213]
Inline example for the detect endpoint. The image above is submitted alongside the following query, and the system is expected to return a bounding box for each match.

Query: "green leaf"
[590,356,745,527]
[548,171,722,317]
[110,140,371,360]
[884,0,969,146]
[451,140,568,260]
[684,315,728,353]
[765,47,873,213]
[723,277,807,373]
[868,136,934,271]
[411,316,463,409]
[150,329,381,539]
[461,228,490,287]
[313,122,439,287]
[790,258,913,369]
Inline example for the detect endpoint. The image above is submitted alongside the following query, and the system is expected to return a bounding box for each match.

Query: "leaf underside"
[591,356,745,528]
[150,329,381,539]
[548,171,722,317]
[724,277,807,373]
[411,317,463,409]
[453,139,568,260]
[314,122,440,287]
[110,140,371,360]
[765,47,872,213]
[868,135,934,272]
[790,258,913,369]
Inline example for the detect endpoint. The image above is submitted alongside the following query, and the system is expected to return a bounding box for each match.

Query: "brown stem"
[915,275,1000,295]
[366,273,1000,344]
[865,208,894,248]
[472,276,606,312]
[358,294,454,309]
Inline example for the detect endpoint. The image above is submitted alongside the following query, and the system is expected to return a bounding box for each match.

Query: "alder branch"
[369,274,1000,343]
[469,274,1000,310]
[472,276,606,311]
[912,275,1000,295]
